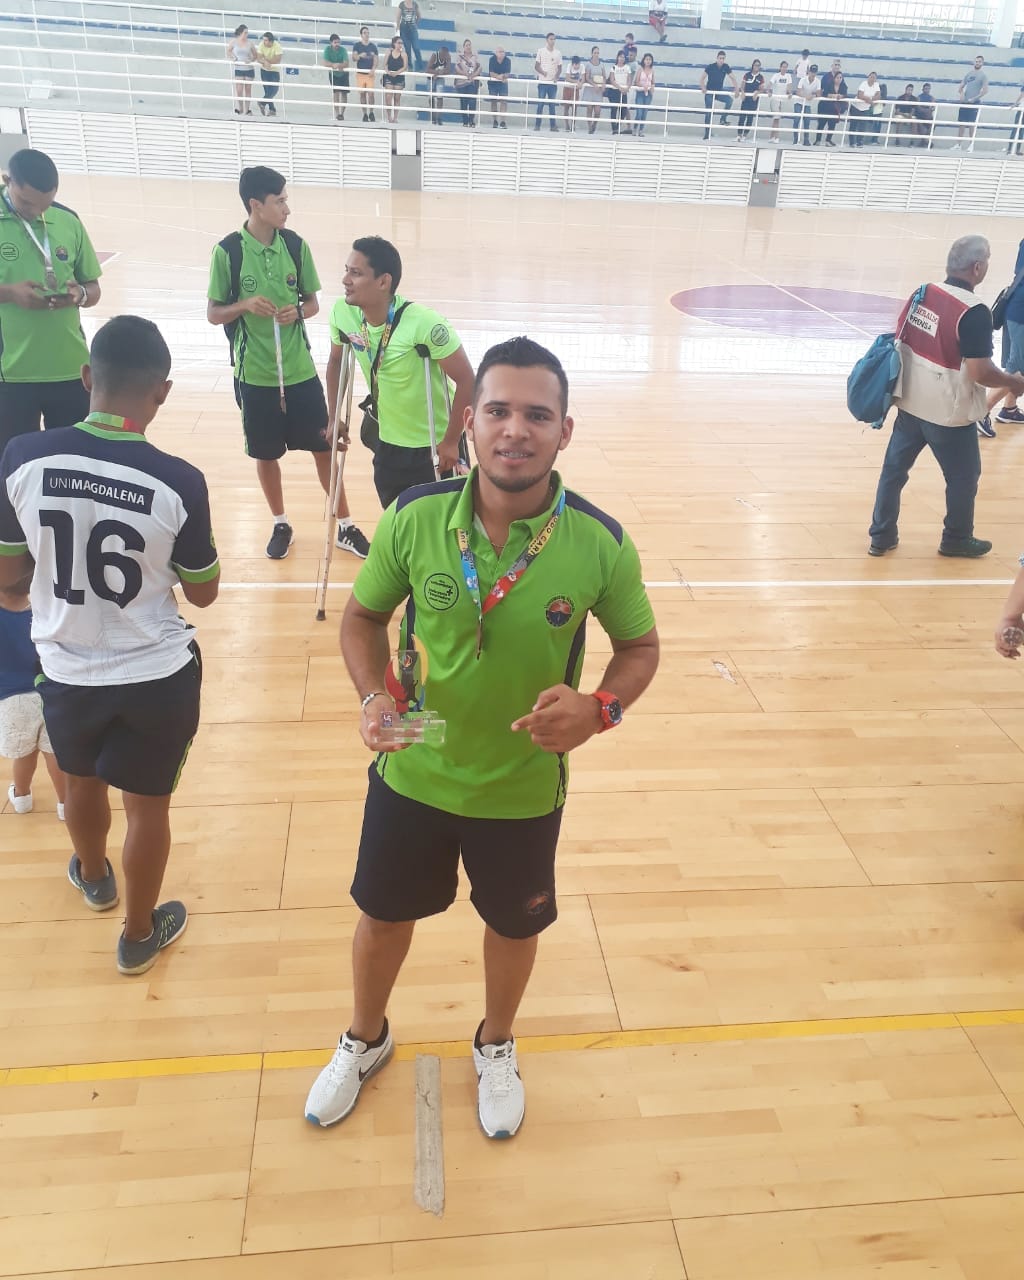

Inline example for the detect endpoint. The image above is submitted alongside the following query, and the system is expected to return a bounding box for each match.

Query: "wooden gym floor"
[3,178,1024,1278]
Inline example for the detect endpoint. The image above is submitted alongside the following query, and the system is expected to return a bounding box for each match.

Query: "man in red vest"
[868,235,1024,558]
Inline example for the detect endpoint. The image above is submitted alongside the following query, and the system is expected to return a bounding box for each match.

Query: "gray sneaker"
[67,855,119,911]
[117,901,188,976]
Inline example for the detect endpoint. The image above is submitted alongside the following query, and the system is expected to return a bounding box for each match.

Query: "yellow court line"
[0,1008,1014,1088]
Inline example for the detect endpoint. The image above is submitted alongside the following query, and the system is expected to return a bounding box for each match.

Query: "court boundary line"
[3,1008,1022,1087]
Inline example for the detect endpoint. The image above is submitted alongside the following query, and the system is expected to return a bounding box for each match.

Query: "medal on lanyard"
[456,491,565,658]
[2,190,57,290]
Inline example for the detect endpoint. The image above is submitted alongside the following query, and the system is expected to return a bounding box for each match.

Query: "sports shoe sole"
[67,860,119,912]
[117,913,188,976]
[476,1096,525,1140]
[305,1040,394,1127]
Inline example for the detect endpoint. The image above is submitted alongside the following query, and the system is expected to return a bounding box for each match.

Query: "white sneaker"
[473,1028,525,1139]
[304,1021,394,1127]
[7,784,32,814]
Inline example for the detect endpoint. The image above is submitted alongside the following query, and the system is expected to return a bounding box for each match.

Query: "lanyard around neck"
[360,300,397,388]
[2,190,56,286]
[456,489,565,659]
[84,411,142,435]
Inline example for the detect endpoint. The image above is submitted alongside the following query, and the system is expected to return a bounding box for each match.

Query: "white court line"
[218,578,1015,591]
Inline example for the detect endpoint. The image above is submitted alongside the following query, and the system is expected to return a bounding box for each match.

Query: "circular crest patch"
[54,246,69,262]
[241,274,258,293]
[286,272,297,288]
[0,242,19,261]
[424,572,459,611]
[545,596,575,628]
[430,323,450,346]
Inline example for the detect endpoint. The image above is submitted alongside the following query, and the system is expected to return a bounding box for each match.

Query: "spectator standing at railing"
[736,60,765,144]
[915,83,935,148]
[0,149,102,449]
[487,47,512,129]
[1008,85,1024,156]
[767,60,792,144]
[849,71,880,147]
[227,24,256,116]
[256,31,282,118]
[892,84,917,146]
[700,51,738,142]
[563,54,585,129]
[814,60,848,147]
[396,0,423,74]
[794,63,819,144]
[322,34,350,122]
[455,40,482,128]
[382,36,408,126]
[633,54,655,138]
[648,1,668,44]
[427,44,451,126]
[954,55,988,152]
[606,51,633,136]
[534,33,562,132]
[353,26,379,124]
[582,47,607,135]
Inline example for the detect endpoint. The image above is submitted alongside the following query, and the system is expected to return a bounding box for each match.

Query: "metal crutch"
[315,338,355,621]
[416,343,468,477]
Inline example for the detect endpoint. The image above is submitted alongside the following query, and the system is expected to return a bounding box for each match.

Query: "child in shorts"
[0,573,65,818]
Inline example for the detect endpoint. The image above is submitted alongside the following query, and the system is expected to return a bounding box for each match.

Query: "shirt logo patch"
[42,467,155,515]
[545,596,575,627]
[430,323,450,346]
[0,242,19,261]
[286,272,297,289]
[241,274,258,293]
[54,246,69,262]
[424,572,459,611]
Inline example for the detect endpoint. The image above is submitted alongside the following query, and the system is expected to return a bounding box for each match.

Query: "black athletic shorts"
[352,766,563,939]
[0,378,90,451]
[372,440,436,507]
[958,104,980,124]
[38,645,202,796]
[235,375,329,460]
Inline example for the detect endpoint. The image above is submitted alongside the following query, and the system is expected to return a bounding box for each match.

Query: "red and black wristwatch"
[591,690,624,732]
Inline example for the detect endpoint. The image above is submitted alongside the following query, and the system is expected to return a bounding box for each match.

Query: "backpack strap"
[279,228,311,352]
[219,231,244,303]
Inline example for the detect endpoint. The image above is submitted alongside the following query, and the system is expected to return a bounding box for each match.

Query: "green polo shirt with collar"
[207,225,320,387]
[352,469,656,820]
[329,294,461,448]
[0,193,102,383]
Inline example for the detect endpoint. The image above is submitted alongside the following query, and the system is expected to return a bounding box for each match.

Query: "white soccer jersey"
[0,419,219,685]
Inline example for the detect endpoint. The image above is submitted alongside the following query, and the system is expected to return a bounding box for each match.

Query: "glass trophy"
[377,648,446,746]
[1001,625,1024,649]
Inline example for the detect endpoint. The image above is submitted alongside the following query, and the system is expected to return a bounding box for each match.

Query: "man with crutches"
[327,236,475,510]
[208,167,369,559]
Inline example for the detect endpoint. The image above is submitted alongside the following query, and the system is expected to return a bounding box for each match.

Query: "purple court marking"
[671,285,901,338]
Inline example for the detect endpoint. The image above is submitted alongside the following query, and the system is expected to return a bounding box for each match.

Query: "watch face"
[606,698,623,725]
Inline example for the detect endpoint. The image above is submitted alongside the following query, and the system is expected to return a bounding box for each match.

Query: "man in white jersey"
[0,316,220,975]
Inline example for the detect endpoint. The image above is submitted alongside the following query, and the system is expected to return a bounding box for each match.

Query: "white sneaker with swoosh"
[474,1030,525,1139]
[304,1021,394,1127]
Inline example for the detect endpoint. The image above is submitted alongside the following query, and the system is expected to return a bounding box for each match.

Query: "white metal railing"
[722,0,997,41]
[8,49,1024,156]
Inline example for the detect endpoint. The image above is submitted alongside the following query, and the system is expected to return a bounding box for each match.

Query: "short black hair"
[352,235,402,292]
[717,49,726,57]
[89,316,171,395]
[329,32,340,41]
[7,148,58,193]
[239,165,285,212]
[262,30,275,40]
[474,337,569,417]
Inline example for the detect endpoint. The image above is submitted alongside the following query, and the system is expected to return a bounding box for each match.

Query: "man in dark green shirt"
[305,337,660,1141]
[0,149,102,450]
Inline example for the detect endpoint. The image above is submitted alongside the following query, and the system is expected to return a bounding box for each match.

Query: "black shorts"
[352,767,563,939]
[329,70,350,88]
[383,74,406,89]
[0,378,90,451]
[958,104,979,123]
[234,66,255,79]
[235,375,329,460]
[373,440,436,507]
[38,646,202,796]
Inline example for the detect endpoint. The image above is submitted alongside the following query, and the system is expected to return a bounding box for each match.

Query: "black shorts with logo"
[235,375,329,460]
[0,379,90,451]
[38,645,202,796]
[352,766,563,939]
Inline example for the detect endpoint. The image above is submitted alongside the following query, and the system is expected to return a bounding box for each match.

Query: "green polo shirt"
[207,225,320,387]
[323,43,348,65]
[0,193,102,383]
[353,470,656,819]
[329,295,461,448]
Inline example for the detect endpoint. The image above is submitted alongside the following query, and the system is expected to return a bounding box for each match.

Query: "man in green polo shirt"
[327,235,476,508]
[0,148,102,451]
[207,166,369,560]
[321,33,350,120]
[305,336,660,1140]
